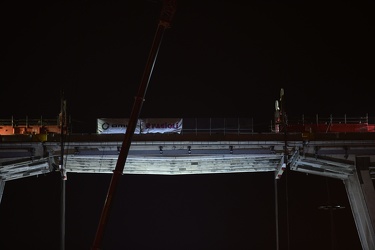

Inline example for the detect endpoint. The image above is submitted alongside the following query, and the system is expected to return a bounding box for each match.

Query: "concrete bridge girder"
[1,136,374,249]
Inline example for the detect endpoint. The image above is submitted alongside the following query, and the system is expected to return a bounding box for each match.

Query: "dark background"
[0,0,373,249]
[1,0,374,127]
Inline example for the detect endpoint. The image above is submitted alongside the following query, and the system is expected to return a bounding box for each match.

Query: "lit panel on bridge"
[63,154,282,175]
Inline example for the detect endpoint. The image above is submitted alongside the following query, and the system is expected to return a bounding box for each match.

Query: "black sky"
[0,0,373,249]
[2,1,375,125]
[0,171,362,250]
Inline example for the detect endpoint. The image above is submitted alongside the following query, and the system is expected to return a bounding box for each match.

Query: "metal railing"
[180,117,255,135]
[287,114,370,125]
[0,116,60,127]
[1,114,373,135]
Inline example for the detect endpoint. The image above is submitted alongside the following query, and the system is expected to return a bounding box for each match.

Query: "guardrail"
[180,118,255,135]
[287,114,371,125]
[0,116,65,135]
[1,114,373,135]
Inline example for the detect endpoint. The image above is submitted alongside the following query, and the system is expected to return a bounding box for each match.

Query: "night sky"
[1,0,374,249]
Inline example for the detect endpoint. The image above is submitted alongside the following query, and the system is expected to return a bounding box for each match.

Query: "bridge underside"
[0,134,374,249]
[0,139,290,180]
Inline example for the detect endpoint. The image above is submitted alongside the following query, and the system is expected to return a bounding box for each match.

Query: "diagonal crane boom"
[91,1,176,249]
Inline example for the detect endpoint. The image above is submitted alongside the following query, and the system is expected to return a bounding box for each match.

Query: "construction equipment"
[91,1,176,249]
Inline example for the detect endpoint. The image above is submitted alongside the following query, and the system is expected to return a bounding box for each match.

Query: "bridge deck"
[1,131,375,248]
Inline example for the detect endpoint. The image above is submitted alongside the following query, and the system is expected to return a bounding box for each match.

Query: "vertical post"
[237,117,240,135]
[0,178,5,205]
[59,91,67,250]
[224,118,226,135]
[275,177,279,250]
[90,2,176,249]
[251,117,253,134]
[60,169,65,250]
[209,117,212,135]
[280,88,291,249]
[195,118,197,135]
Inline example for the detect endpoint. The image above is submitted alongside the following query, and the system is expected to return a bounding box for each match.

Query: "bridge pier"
[344,157,375,250]
[0,178,4,204]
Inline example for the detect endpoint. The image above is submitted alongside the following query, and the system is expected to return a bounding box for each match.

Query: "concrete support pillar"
[344,157,375,250]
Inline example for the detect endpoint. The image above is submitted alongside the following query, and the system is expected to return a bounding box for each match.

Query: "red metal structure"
[0,116,65,135]
[273,88,375,134]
